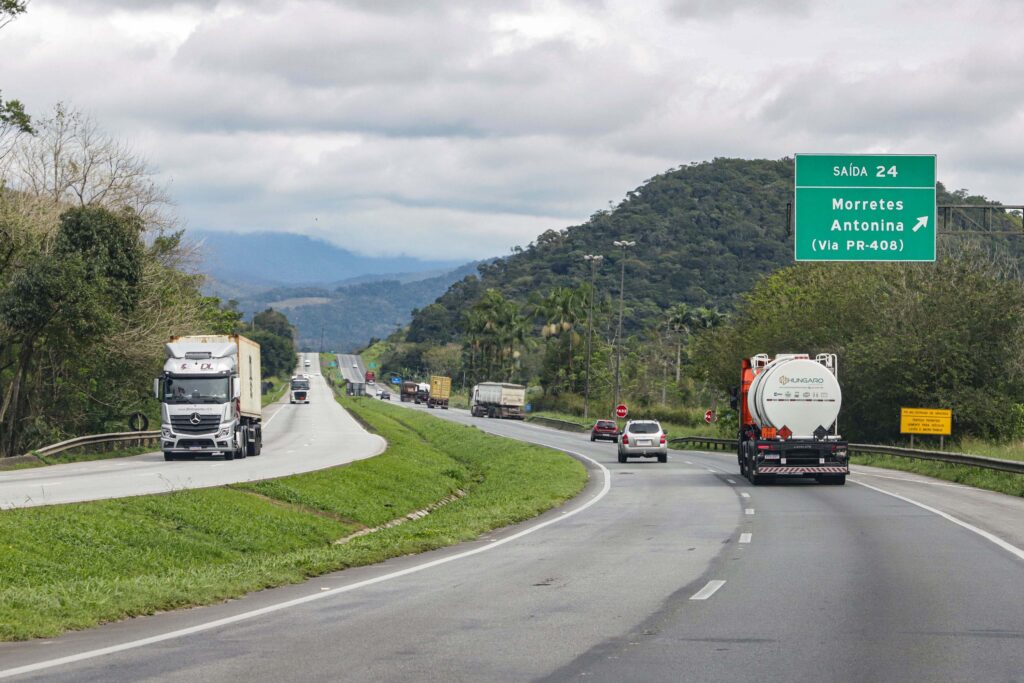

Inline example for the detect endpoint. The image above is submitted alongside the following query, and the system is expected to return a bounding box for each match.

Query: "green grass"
[0,384,586,641]
[851,454,1024,497]
[261,373,292,407]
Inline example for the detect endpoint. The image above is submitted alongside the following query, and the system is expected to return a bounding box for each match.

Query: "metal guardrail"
[29,431,160,459]
[526,416,589,433]
[668,436,1024,475]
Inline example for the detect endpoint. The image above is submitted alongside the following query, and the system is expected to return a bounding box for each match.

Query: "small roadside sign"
[615,404,628,419]
[391,376,402,385]
[704,410,716,424]
[900,407,952,435]
[369,362,377,369]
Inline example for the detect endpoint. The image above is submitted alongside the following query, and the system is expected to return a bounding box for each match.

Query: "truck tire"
[246,431,259,457]
[658,454,667,463]
[224,449,234,461]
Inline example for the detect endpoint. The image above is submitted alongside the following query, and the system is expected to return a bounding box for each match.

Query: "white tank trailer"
[733,353,849,485]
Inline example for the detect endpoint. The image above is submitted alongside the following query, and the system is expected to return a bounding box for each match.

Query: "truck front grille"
[177,439,216,448]
[171,414,221,434]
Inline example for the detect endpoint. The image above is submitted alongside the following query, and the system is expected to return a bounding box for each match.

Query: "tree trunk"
[1,339,36,457]
[675,339,681,383]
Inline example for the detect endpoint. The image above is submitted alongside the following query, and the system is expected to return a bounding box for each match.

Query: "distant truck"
[365,370,376,384]
[400,381,418,402]
[415,382,430,405]
[427,375,451,409]
[733,353,848,485]
[156,334,262,462]
[471,382,526,419]
[290,375,310,404]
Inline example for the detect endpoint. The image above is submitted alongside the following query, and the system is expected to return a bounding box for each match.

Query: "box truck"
[427,375,451,409]
[155,334,262,461]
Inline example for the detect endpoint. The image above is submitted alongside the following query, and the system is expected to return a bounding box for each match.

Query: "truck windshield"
[163,377,230,404]
[290,380,309,390]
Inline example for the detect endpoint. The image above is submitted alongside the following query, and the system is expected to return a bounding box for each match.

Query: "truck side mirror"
[232,377,241,399]
[153,378,161,400]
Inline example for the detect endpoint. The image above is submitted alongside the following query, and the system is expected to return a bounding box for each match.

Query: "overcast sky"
[2,0,1022,260]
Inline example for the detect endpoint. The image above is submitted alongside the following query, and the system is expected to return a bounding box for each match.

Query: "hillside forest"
[376,158,1024,444]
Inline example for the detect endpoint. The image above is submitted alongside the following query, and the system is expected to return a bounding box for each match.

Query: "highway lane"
[336,353,369,384]
[2,400,1021,681]
[0,354,385,508]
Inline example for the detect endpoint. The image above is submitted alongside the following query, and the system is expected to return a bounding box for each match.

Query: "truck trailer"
[156,334,263,461]
[427,375,451,409]
[471,382,526,419]
[733,353,848,485]
[400,381,417,402]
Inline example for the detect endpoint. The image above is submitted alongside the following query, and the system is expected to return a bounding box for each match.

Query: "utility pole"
[582,254,603,420]
[612,240,635,411]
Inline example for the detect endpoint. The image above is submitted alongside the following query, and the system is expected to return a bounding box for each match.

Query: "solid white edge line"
[726,479,736,484]
[744,508,755,515]
[0,447,612,680]
[739,533,752,544]
[689,579,726,600]
[850,479,1024,562]
[740,492,750,499]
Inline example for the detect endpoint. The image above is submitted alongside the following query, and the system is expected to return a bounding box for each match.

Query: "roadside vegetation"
[0,387,586,641]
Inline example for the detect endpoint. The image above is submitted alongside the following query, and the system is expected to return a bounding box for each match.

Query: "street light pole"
[582,254,603,420]
[612,240,635,411]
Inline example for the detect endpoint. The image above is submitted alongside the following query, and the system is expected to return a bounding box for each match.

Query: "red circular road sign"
[705,409,715,424]
[615,404,628,419]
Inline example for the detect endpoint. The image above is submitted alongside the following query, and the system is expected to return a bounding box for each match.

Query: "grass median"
[0,395,587,641]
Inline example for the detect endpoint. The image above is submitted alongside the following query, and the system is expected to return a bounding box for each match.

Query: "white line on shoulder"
[851,479,1024,561]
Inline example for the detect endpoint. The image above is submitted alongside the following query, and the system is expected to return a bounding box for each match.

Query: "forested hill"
[407,157,1018,344]
[409,158,794,342]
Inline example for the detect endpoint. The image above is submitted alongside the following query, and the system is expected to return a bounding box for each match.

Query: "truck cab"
[290,375,310,404]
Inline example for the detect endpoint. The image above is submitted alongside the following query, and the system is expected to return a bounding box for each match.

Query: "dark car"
[379,390,391,400]
[591,419,619,442]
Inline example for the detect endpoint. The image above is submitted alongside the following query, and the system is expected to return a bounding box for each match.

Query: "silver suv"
[618,420,668,463]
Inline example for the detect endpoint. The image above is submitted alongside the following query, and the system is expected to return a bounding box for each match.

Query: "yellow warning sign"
[900,407,952,436]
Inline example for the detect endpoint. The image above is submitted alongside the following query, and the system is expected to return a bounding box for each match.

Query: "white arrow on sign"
[912,216,929,232]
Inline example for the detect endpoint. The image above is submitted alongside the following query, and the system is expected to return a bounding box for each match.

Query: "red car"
[591,419,619,442]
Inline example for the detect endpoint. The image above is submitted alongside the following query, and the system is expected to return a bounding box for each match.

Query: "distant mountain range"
[191,230,464,289]
[189,230,488,351]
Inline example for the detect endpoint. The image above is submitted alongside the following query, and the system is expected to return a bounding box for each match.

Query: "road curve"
[1,401,1021,681]
[0,354,384,509]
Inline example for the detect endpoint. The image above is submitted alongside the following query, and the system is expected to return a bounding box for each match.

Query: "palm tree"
[666,303,693,383]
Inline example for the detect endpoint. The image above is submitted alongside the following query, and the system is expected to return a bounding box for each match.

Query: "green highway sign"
[794,154,936,262]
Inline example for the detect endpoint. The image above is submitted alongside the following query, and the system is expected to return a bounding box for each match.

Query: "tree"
[0,206,145,456]
[253,307,294,341]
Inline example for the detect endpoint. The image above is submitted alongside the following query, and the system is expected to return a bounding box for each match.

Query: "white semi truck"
[155,334,263,461]
[471,382,526,419]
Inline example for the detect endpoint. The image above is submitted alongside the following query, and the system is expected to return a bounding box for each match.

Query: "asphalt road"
[0,354,384,508]
[336,353,369,384]
[2,396,1021,681]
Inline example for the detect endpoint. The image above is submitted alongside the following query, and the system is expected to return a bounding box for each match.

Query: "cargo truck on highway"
[400,381,417,402]
[290,375,310,404]
[415,382,430,404]
[732,353,848,485]
[427,375,451,409]
[155,334,263,462]
[471,382,526,419]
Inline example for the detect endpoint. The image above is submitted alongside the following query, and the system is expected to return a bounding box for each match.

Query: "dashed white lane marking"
[690,580,726,600]
[739,533,752,544]
[705,468,717,474]
[851,479,1024,562]
[745,508,755,515]
[726,479,737,484]
[740,492,750,498]
[685,461,694,465]
[0,446,612,680]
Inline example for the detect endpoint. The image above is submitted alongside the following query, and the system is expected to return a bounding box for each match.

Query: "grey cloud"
[666,0,811,20]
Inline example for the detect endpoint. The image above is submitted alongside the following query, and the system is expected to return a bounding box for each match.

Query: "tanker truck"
[732,353,848,485]
[155,334,263,461]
